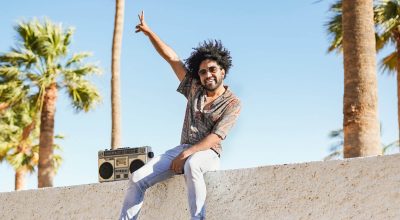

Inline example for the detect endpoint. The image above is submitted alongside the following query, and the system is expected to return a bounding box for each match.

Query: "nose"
[204,71,212,78]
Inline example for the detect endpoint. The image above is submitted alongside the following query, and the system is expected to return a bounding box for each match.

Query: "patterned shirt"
[177,74,241,155]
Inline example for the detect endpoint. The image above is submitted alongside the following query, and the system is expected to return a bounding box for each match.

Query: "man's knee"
[131,166,149,184]
[184,155,201,175]
[129,168,151,193]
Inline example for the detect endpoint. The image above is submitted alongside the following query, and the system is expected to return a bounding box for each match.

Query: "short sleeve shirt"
[177,74,241,155]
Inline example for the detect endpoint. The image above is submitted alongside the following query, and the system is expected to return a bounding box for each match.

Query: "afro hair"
[185,40,232,80]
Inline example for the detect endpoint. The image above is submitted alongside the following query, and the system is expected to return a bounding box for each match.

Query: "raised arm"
[135,11,186,81]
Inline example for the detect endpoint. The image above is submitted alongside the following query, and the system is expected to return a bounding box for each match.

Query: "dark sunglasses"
[198,66,221,76]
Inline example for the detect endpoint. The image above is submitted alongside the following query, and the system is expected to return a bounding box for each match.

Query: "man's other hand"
[170,152,189,174]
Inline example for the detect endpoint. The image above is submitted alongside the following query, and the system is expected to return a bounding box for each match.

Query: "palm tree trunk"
[22,121,36,140]
[14,121,36,190]
[111,0,124,150]
[38,83,57,187]
[342,0,381,158]
[15,169,25,190]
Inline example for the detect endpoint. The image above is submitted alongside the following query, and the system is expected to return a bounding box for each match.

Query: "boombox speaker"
[98,146,154,182]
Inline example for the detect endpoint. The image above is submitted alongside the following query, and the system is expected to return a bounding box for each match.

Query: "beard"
[201,76,223,92]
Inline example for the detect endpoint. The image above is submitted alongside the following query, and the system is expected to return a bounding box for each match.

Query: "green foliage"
[324,128,344,161]
[0,17,100,184]
[325,1,342,53]
[375,0,400,74]
[0,101,63,173]
[380,51,397,73]
[0,18,102,114]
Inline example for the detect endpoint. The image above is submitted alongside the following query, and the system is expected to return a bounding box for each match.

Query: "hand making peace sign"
[135,11,151,36]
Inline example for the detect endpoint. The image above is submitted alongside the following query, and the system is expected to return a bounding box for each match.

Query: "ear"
[221,69,226,78]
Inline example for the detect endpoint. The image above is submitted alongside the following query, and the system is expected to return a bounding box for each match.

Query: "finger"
[141,10,145,22]
[138,14,142,25]
[176,165,181,173]
[138,11,144,24]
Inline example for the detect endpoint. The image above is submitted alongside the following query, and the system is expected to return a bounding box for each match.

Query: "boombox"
[98,146,154,182]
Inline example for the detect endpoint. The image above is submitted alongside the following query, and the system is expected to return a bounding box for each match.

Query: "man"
[120,11,241,220]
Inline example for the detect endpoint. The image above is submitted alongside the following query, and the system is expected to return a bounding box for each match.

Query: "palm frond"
[54,134,65,139]
[7,146,37,173]
[324,150,342,161]
[0,144,12,162]
[0,65,20,80]
[325,128,344,160]
[63,27,74,49]
[0,80,28,105]
[0,50,37,68]
[14,20,42,54]
[328,128,343,139]
[375,0,400,33]
[65,52,92,67]
[375,32,389,52]
[379,51,397,74]
[325,1,343,53]
[65,63,102,77]
[65,78,101,112]
[382,139,400,154]
[6,151,25,170]
[52,143,63,173]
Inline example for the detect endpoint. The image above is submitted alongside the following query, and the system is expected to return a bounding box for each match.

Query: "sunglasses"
[198,66,221,76]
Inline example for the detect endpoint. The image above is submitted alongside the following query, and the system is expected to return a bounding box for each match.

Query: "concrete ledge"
[1,154,400,219]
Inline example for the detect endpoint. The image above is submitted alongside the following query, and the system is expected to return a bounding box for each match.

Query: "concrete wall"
[1,154,400,220]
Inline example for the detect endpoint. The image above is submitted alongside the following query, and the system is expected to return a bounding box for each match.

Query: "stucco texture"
[1,154,399,220]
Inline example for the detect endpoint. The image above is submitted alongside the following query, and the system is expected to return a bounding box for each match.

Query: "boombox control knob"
[148,152,154,158]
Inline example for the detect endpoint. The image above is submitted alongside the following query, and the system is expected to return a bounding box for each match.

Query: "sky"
[0,0,398,192]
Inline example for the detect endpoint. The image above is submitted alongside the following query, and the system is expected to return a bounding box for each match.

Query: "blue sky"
[0,0,397,192]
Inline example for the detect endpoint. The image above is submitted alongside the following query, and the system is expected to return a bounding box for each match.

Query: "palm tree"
[0,61,63,190]
[4,103,37,190]
[326,0,382,157]
[341,0,381,157]
[0,100,63,190]
[327,0,400,143]
[0,18,101,187]
[111,0,125,149]
[0,63,37,190]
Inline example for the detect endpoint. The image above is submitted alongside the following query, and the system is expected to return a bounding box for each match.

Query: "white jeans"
[119,144,220,220]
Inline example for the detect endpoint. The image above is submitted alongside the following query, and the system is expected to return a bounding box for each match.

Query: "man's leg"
[183,149,220,220]
[119,144,189,220]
